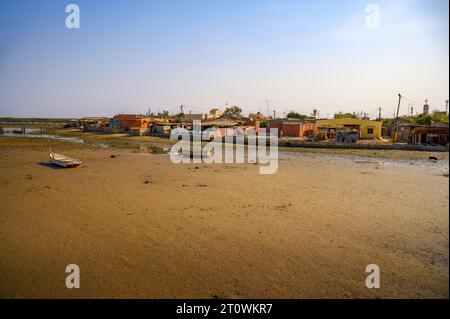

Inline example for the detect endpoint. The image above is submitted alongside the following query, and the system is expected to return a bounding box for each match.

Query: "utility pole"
[180,105,184,114]
[445,99,449,115]
[273,110,276,119]
[396,94,402,118]
[378,107,382,121]
[410,104,414,116]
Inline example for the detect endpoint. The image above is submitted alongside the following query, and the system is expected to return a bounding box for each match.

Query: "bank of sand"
[0,138,448,298]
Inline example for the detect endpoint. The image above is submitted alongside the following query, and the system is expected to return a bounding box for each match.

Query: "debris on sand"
[354,160,381,165]
[196,184,207,188]
[428,156,438,163]
[110,155,116,158]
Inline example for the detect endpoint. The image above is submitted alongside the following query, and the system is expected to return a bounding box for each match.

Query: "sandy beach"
[0,137,448,298]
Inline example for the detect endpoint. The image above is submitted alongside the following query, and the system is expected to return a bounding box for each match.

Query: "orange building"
[282,122,315,138]
[268,120,316,138]
[116,114,152,130]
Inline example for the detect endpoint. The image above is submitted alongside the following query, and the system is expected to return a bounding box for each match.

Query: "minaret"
[423,99,429,114]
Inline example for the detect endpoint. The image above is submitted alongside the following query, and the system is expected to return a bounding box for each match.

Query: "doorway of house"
[421,133,428,144]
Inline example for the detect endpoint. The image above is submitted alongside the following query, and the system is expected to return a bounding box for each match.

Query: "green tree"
[223,106,242,118]
[286,112,307,120]
[415,113,433,125]
[174,113,185,123]
[431,111,449,123]
[260,120,268,128]
[158,110,170,118]
[334,112,358,119]
[403,111,448,126]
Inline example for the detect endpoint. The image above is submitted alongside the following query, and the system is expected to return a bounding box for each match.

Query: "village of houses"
[1,102,449,299]
[74,100,449,150]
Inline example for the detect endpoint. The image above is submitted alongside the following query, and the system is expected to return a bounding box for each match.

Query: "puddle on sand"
[1,127,93,144]
[2,127,41,133]
[138,144,167,154]
[124,144,169,156]
[1,131,170,153]
[1,131,84,143]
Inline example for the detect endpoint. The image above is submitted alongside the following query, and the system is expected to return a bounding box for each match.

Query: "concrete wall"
[393,124,413,143]
[129,127,150,136]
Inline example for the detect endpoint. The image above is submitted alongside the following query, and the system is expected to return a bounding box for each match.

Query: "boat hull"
[49,153,82,168]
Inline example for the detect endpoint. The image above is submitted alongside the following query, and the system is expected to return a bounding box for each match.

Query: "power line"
[401,95,443,112]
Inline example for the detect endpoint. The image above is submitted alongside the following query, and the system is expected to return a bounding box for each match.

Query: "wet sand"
[0,138,448,298]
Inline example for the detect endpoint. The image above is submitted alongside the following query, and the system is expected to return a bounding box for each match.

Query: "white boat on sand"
[49,151,82,168]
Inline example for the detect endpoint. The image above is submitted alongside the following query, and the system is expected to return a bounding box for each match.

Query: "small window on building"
[367,127,374,134]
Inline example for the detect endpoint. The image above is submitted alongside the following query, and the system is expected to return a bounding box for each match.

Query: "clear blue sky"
[0,0,448,118]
